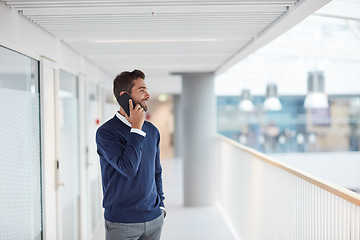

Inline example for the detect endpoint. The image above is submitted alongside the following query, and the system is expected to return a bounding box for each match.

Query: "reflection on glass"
[0,46,42,239]
[59,70,79,240]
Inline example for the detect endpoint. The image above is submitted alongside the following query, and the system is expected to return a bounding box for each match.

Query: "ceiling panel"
[2,0,331,92]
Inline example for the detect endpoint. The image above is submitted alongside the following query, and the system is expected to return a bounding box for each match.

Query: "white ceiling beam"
[44,26,264,31]
[29,12,282,19]
[21,5,287,16]
[8,1,295,8]
[32,18,276,23]
[60,34,254,42]
[33,18,277,23]
[47,29,258,35]
[40,24,269,29]
[6,0,295,3]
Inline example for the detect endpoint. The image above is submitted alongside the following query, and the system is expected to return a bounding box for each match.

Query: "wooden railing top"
[217,134,360,207]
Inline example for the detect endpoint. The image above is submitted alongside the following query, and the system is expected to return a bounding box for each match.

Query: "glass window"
[216,14,360,153]
[217,95,360,153]
[0,46,42,239]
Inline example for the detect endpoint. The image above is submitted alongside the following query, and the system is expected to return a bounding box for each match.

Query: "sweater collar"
[116,111,131,128]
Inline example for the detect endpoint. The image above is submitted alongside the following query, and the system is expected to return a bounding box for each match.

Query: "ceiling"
[2,0,331,94]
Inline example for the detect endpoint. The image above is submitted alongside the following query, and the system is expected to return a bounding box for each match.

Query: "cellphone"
[118,93,134,116]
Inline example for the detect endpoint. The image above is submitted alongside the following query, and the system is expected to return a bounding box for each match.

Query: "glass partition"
[0,46,42,239]
[216,14,360,154]
[217,95,360,153]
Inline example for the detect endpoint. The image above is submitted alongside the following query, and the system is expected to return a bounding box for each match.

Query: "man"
[96,70,166,240]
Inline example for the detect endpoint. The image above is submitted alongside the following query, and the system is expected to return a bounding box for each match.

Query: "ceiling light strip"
[88,39,223,43]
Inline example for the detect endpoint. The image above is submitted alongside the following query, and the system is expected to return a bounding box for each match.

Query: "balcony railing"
[216,134,360,240]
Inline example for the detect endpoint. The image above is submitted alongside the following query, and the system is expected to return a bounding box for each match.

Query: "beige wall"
[147,97,174,159]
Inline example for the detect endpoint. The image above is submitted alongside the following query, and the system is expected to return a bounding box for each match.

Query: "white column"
[179,72,216,206]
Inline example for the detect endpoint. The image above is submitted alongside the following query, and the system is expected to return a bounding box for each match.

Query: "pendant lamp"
[238,89,254,112]
[263,83,282,111]
[304,71,329,109]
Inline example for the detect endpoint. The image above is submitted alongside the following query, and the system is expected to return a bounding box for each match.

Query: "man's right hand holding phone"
[123,99,145,130]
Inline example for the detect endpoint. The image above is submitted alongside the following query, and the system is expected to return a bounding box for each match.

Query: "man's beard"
[133,99,148,112]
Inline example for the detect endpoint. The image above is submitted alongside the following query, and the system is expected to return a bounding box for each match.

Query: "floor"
[92,158,235,240]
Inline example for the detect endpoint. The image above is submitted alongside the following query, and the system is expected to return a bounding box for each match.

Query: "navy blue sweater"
[96,115,165,223]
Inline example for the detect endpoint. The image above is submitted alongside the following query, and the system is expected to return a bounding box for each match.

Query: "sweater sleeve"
[154,132,165,208]
[96,126,145,177]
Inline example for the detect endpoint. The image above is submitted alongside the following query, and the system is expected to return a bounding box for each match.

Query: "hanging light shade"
[263,83,282,111]
[304,71,329,109]
[238,89,254,112]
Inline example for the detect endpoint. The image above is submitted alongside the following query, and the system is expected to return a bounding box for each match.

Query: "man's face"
[129,78,150,111]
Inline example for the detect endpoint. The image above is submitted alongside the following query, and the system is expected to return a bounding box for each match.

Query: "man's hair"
[113,69,145,104]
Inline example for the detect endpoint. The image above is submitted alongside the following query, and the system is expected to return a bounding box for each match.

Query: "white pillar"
[179,72,216,206]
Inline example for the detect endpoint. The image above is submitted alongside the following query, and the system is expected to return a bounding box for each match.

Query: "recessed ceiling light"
[88,39,223,43]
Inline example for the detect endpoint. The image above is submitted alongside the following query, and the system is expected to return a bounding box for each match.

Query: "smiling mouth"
[141,100,149,111]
